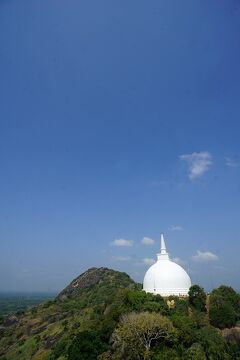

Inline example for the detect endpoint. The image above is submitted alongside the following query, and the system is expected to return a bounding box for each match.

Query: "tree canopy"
[188,285,207,312]
[112,312,175,360]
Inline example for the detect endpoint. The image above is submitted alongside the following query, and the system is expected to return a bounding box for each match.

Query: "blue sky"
[1,0,240,292]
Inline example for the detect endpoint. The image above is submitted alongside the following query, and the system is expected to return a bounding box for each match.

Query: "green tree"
[196,326,229,359]
[209,285,240,329]
[188,285,206,312]
[68,330,108,360]
[170,313,198,347]
[112,312,175,360]
[209,300,236,329]
[211,286,240,310]
[124,290,168,315]
[210,286,240,318]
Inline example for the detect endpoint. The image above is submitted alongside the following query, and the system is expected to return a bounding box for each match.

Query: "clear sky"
[1,0,240,292]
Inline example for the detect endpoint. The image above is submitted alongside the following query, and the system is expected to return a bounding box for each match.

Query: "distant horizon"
[1,265,239,295]
[0,291,57,295]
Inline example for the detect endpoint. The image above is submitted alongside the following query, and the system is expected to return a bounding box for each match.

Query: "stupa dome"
[143,234,191,297]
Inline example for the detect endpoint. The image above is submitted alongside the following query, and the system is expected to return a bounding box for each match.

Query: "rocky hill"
[0,268,138,360]
[57,267,135,300]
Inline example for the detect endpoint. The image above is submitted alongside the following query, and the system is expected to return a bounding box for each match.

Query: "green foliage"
[209,301,236,329]
[153,347,180,359]
[209,285,240,329]
[98,316,117,342]
[188,285,206,312]
[50,336,72,360]
[112,312,175,360]
[192,311,209,328]
[168,296,189,315]
[8,337,39,360]
[185,343,206,360]
[42,300,55,309]
[124,290,168,314]
[31,307,38,315]
[124,290,147,309]
[0,294,54,316]
[222,328,240,359]
[68,330,108,360]
[196,326,229,360]
[211,286,240,312]
[171,313,198,346]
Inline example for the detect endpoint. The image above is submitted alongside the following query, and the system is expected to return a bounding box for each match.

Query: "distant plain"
[0,293,55,316]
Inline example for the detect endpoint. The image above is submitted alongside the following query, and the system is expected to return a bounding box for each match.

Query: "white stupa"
[143,234,191,297]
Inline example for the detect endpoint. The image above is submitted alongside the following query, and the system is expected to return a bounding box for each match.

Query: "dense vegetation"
[0,268,239,360]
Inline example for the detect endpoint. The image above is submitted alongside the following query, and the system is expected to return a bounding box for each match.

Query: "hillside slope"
[0,268,137,360]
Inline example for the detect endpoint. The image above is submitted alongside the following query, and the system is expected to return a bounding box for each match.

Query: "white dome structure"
[143,234,191,297]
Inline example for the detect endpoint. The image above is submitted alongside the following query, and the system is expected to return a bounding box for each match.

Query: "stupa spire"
[160,233,167,255]
[157,233,169,261]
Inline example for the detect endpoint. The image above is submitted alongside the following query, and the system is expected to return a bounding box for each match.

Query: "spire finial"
[160,233,167,254]
[157,233,169,261]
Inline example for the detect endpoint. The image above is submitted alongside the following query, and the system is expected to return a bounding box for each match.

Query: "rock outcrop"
[57,267,135,300]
